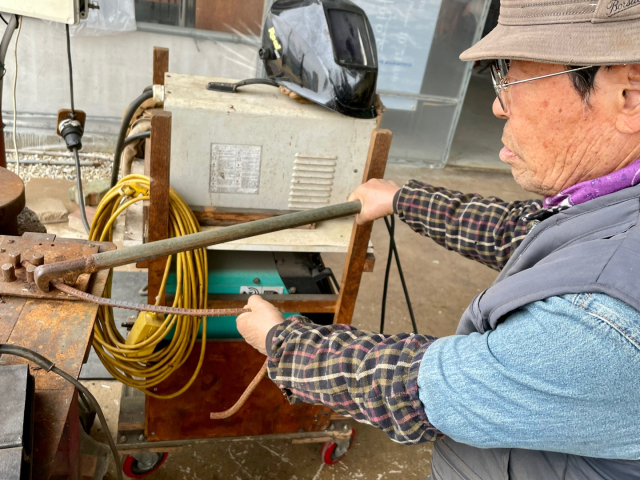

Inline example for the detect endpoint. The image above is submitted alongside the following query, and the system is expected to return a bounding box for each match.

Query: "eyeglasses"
[490,60,594,112]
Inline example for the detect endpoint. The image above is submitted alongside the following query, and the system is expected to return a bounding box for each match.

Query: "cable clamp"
[152,85,165,105]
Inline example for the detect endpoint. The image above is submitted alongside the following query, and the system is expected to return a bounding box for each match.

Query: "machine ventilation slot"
[289,154,337,210]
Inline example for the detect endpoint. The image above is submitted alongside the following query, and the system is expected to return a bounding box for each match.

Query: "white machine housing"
[0,0,86,24]
[164,74,377,212]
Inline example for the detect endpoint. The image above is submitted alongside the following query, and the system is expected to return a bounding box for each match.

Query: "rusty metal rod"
[35,200,362,292]
[210,360,267,419]
[52,279,249,317]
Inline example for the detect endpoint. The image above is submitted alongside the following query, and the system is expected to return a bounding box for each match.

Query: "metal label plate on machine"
[210,143,262,194]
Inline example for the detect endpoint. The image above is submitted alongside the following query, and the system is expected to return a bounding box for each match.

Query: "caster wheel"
[122,452,168,478]
[321,429,356,465]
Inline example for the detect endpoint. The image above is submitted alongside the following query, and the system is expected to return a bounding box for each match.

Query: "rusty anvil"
[0,201,362,298]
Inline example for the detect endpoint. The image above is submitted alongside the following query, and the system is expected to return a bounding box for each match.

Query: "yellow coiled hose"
[90,174,207,399]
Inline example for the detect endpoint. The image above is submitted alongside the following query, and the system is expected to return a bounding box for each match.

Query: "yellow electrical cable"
[90,174,208,399]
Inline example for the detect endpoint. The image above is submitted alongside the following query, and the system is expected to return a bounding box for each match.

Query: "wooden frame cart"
[115,48,391,473]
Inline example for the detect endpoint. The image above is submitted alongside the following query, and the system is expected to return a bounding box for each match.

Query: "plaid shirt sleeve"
[265,183,543,444]
[395,180,543,271]
[267,316,442,445]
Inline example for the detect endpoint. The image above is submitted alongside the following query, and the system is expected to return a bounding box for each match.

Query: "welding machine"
[163,73,377,212]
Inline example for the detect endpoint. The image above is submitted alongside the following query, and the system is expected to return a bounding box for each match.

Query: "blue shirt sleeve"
[418,293,640,460]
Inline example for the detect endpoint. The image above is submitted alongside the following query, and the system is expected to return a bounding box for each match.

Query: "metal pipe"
[14,149,111,160]
[0,15,19,168]
[7,158,99,166]
[136,22,259,46]
[0,15,18,62]
[34,201,362,292]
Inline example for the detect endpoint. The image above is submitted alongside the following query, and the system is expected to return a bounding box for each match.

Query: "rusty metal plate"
[21,232,56,242]
[0,234,101,300]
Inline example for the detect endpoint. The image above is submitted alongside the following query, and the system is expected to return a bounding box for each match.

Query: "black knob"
[259,47,273,60]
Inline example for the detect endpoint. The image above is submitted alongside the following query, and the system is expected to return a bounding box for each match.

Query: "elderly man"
[237,0,640,478]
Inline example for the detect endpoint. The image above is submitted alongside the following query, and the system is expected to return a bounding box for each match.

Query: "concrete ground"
[76,164,535,480]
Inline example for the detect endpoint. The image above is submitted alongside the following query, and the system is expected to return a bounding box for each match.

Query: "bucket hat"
[460,0,640,65]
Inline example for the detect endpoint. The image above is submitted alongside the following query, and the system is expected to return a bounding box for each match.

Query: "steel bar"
[34,200,362,292]
[137,22,259,46]
[6,158,99,167]
[13,149,111,161]
[52,279,249,317]
[116,428,351,453]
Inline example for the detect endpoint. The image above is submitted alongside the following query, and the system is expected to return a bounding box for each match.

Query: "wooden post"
[145,111,172,304]
[334,129,392,324]
[136,45,169,272]
[153,47,169,86]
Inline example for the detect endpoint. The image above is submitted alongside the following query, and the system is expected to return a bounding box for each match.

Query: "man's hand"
[236,295,286,355]
[348,179,401,225]
[279,86,313,104]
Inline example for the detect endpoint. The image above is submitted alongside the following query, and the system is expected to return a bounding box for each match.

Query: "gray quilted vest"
[431,184,640,480]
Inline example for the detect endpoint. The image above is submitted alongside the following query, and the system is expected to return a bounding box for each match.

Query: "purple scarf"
[544,158,640,208]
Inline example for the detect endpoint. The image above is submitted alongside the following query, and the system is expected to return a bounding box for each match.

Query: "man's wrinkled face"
[493,61,618,196]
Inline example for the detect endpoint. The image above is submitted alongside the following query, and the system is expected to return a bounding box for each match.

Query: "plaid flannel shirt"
[396,180,543,271]
[266,180,544,444]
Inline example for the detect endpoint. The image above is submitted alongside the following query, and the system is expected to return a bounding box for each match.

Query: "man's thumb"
[247,295,263,307]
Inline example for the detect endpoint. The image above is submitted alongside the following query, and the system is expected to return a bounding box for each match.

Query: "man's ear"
[616,64,640,134]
